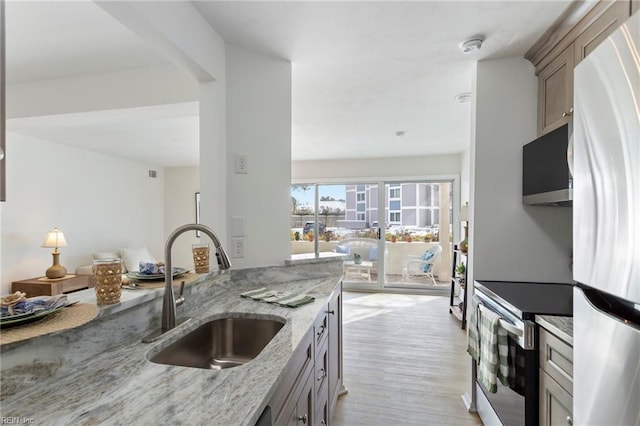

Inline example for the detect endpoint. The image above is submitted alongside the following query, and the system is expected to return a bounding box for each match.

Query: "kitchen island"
[0,258,343,425]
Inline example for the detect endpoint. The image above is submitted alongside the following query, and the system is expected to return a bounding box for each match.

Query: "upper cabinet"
[527,0,635,137]
[537,45,574,136]
[574,1,630,65]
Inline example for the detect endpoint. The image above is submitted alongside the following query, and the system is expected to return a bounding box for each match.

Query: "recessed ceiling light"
[395,130,406,138]
[459,37,484,54]
[455,92,472,103]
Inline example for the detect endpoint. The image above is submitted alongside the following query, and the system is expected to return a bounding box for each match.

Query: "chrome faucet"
[143,223,231,343]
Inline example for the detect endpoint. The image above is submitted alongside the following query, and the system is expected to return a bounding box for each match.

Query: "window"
[357,213,365,220]
[390,187,400,198]
[357,193,365,202]
[389,211,400,222]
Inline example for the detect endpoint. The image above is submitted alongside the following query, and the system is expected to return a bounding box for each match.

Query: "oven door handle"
[500,318,536,350]
[478,304,536,350]
[498,318,522,337]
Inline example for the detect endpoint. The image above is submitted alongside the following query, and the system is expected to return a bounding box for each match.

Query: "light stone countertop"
[0,260,343,426]
[536,315,573,345]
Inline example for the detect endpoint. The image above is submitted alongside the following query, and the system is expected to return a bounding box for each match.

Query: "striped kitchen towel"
[467,295,480,362]
[477,304,502,393]
[241,287,315,308]
[240,287,285,303]
[497,321,510,387]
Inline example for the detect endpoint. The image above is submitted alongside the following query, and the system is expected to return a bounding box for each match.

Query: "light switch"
[231,216,245,237]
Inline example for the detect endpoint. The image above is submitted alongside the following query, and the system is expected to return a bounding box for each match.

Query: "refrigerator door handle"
[579,283,640,330]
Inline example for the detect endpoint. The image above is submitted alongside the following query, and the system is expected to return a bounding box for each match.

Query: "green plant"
[455,263,466,276]
[424,232,433,242]
[294,231,300,241]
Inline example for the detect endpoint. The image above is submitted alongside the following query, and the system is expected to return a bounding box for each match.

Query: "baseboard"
[462,392,476,412]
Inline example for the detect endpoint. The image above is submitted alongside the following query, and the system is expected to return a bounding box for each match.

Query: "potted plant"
[424,232,433,243]
[307,231,314,242]
[294,231,300,241]
[323,230,333,242]
[391,235,397,243]
[455,263,466,278]
[353,253,362,265]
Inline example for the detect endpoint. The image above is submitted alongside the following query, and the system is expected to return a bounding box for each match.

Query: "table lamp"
[42,227,68,279]
[459,203,469,254]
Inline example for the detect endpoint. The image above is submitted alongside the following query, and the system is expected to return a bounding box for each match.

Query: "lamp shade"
[460,204,469,222]
[42,227,68,249]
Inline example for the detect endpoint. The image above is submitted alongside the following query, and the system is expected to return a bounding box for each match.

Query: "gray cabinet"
[270,282,343,426]
[531,0,633,137]
[574,1,630,65]
[327,283,343,410]
[539,328,573,426]
[537,45,574,136]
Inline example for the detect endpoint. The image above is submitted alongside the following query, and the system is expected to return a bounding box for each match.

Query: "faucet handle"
[176,281,186,307]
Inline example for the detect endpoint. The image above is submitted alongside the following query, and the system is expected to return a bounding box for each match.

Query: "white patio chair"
[401,245,443,285]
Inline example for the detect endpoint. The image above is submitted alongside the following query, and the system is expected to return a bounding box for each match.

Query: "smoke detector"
[459,37,484,54]
[395,130,406,139]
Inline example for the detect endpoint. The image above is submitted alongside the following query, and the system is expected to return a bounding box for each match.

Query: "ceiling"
[5,1,572,166]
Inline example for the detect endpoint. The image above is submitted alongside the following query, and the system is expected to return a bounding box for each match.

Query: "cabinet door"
[328,285,342,408]
[538,44,574,136]
[296,372,314,426]
[540,370,573,426]
[574,1,630,65]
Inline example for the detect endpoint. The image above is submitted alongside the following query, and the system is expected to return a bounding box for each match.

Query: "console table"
[12,275,92,297]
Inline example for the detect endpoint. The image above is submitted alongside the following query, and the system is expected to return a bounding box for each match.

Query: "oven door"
[474,290,538,426]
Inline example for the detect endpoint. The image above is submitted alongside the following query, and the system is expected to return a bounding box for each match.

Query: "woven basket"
[93,260,123,305]
[192,245,210,274]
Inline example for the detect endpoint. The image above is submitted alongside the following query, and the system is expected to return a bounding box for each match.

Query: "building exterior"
[344,183,443,228]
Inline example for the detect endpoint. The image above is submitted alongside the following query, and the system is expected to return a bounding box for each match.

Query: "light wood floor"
[332,292,482,426]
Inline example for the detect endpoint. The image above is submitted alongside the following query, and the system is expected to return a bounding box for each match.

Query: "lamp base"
[46,252,67,279]
[46,264,67,279]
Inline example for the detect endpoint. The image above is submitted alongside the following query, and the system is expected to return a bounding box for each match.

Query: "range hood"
[522,124,573,207]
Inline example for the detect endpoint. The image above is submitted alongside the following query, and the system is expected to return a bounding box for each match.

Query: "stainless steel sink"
[149,316,285,370]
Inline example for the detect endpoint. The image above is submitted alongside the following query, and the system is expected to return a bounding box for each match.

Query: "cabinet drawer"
[314,381,329,426]
[314,309,329,350]
[539,328,573,395]
[315,337,329,400]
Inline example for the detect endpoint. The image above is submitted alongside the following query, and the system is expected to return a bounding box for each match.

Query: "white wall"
[164,167,200,270]
[470,57,573,284]
[7,65,197,119]
[226,45,292,268]
[0,133,165,295]
[293,154,461,182]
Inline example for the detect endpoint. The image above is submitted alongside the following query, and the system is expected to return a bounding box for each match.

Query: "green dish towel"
[241,287,315,308]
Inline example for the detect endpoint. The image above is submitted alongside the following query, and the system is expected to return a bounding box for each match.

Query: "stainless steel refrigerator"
[573,11,640,426]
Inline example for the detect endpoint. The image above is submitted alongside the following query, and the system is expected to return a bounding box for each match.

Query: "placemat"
[0,303,99,346]
[126,272,201,289]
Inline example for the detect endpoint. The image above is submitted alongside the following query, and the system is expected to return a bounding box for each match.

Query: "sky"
[291,185,346,206]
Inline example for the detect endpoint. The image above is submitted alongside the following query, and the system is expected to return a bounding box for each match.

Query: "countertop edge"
[536,314,573,345]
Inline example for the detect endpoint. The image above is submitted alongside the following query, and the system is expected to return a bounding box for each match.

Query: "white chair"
[402,245,443,285]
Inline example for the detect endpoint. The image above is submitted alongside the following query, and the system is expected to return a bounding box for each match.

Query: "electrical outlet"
[234,154,248,174]
[231,238,245,258]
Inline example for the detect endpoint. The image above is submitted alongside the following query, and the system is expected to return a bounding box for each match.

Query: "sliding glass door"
[382,181,453,289]
[290,179,455,292]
